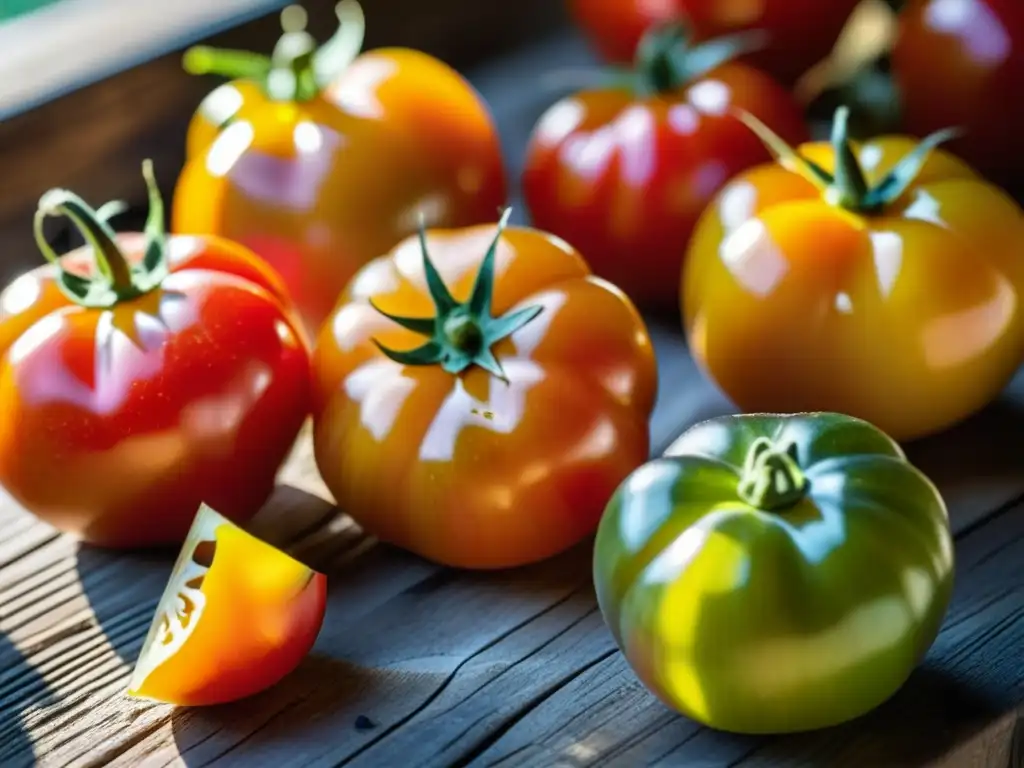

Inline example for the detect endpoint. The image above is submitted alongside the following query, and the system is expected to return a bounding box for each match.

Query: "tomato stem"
[370,208,544,383]
[737,438,807,511]
[182,1,365,103]
[633,22,766,97]
[736,106,961,214]
[32,160,171,309]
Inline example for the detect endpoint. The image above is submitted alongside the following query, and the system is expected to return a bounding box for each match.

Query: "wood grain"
[3,26,1024,768]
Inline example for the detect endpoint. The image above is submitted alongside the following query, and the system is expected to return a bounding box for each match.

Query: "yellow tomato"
[682,107,1024,442]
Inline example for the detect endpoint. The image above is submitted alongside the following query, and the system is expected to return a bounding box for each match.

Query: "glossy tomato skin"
[0,235,311,548]
[313,224,658,569]
[594,413,954,734]
[568,0,862,84]
[173,48,507,335]
[185,78,267,159]
[523,63,809,310]
[130,505,327,706]
[893,0,1024,189]
[682,137,1024,442]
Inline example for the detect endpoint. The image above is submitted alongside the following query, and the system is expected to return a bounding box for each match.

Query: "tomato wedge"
[128,504,327,706]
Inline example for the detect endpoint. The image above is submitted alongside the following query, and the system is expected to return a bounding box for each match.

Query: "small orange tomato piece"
[129,504,327,706]
[312,218,658,569]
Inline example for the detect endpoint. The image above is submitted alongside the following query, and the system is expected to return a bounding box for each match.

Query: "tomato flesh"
[129,504,327,706]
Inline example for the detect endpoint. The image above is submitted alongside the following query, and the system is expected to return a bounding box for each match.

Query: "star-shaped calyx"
[737,105,961,215]
[370,208,543,383]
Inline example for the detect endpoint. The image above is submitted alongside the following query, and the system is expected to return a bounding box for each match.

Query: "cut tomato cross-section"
[128,504,327,706]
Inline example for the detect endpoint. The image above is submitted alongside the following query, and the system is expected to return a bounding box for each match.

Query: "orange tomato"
[523,24,809,310]
[129,504,326,706]
[682,107,1024,442]
[172,2,506,335]
[0,162,311,548]
[312,211,658,569]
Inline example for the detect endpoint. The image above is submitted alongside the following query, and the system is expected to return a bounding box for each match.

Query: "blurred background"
[0,0,1017,284]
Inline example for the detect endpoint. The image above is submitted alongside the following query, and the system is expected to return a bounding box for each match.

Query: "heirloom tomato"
[0,162,311,548]
[523,24,809,310]
[129,504,327,706]
[893,0,1024,189]
[312,210,657,569]
[172,1,506,334]
[682,106,1024,442]
[568,0,863,85]
[595,412,954,734]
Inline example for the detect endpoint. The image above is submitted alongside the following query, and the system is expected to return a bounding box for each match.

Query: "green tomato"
[593,412,954,734]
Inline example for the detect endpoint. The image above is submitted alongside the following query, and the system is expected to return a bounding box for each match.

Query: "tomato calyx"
[737,438,808,511]
[33,159,170,308]
[370,208,543,383]
[738,105,961,214]
[632,22,766,97]
[182,0,365,103]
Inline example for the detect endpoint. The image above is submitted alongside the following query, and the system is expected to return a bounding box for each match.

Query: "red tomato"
[522,25,809,310]
[0,162,311,548]
[568,0,862,85]
[312,211,658,569]
[130,504,326,706]
[893,0,1024,189]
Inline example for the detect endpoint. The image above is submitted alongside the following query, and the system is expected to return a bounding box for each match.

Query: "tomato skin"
[568,0,862,85]
[523,63,809,310]
[682,135,1024,442]
[130,505,327,706]
[893,0,1024,189]
[594,412,954,734]
[0,235,312,548]
[312,223,658,569]
[173,48,507,336]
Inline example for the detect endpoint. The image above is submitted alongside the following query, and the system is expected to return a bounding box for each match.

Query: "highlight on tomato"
[129,504,327,706]
[681,106,1024,442]
[522,22,809,310]
[311,209,658,569]
[892,0,1024,190]
[567,0,863,86]
[0,162,311,549]
[594,412,954,734]
[172,1,507,335]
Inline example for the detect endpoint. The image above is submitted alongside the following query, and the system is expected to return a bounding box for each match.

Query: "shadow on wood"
[0,634,55,768]
[169,653,391,765]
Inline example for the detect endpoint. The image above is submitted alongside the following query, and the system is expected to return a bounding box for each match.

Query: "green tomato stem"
[737,438,808,512]
[633,22,766,97]
[370,208,543,383]
[736,105,961,215]
[182,1,366,103]
[33,160,170,309]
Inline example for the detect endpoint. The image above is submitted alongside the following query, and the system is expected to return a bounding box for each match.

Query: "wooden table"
[4,28,1024,768]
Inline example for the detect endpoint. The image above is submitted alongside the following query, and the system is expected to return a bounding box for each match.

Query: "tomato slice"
[128,504,327,706]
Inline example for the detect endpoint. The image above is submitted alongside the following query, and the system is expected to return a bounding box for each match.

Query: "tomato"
[568,0,863,85]
[594,412,954,734]
[172,1,507,335]
[893,0,1024,190]
[312,210,657,569]
[129,503,326,706]
[523,24,809,310]
[682,106,1024,442]
[0,162,311,548]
